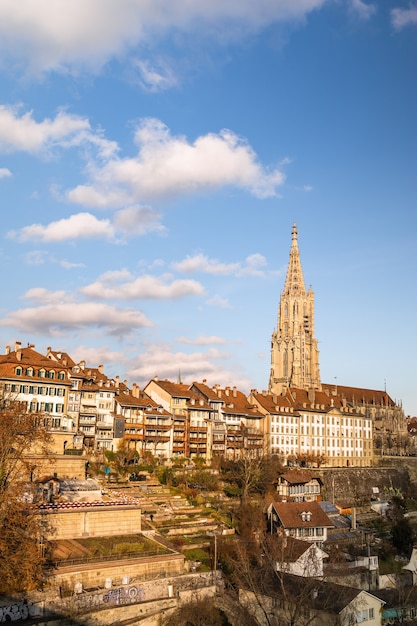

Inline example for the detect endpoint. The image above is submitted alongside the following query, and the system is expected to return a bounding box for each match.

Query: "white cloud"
[68,118,286,206]
[0,167,11,178]
[134,58,178,93]
[60,260,86,269]
[391,5,417,29]
[0,299,153,335]
[173,252,267,277]
[8,212,116,243]
[0,1,327,76]
[176,335,227,346]
[80,272,205,301]
[24,288,73,304]
[25,250,49,266]
[349,0,376,20]
[127,343,252,390]
[114,205,166,236]
[206,295,231,308]
[0,105,90,154]
[240,253,268,276]
[68,344,128,373]
[173,254,240,275]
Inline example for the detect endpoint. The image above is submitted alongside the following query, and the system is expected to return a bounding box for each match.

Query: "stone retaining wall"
[41,505,142,539]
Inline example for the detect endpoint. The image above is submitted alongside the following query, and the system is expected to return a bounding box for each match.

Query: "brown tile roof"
[279,470,322,486]
[250,391,293,413]
[0,346,71,383]
[190,381,223,402]
[211,386,264,419]
[151,379,193,398]
[321,383,395,407]
[272,536,312,562]
[115,390,171,416]
[250,572,373,614]
[46,349,76,368]
[272,501,333,529]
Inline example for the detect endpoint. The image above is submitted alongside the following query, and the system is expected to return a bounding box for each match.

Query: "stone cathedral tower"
[269,223,321,395]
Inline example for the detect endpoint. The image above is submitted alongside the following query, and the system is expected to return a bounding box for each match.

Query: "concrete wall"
[42,505,141,540]
[52,553,186,591]
[26,454,87,481]
[4,572,216,625]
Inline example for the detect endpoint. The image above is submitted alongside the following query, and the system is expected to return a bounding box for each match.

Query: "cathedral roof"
[321,383,396,408]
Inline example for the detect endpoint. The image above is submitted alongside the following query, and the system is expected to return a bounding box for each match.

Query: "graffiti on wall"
[104,585,145,605]
[73,585,145,611]
[0,600,42,622]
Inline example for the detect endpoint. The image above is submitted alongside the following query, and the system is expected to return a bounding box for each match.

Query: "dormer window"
[38,369,45,378]
[25,367,34,376]
[15,367,22,376]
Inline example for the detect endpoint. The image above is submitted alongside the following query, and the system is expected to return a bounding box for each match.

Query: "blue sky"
[0,0,416,415]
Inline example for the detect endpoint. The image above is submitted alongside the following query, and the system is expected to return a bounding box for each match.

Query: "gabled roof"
[242,571,383,614]
[0,344,71,382]
[271,501,333,529]
[190,381,224,402]
[149,379,193,399]
[321,383,396,408]
[46,348,76,368]
[273,536,316,563]
[211,386,264,419]
[249,390,293,413]
[115,389,171,416]
[279,470,322,486]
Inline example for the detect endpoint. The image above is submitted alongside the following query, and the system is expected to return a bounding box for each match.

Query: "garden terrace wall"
[39,503,142,540]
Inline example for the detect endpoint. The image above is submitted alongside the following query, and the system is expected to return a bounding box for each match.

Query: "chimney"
[225,387,230,396]
[5,345,10,355]
[80,360,85,371]
[308,388,315,404]
[232,387,237,398]
[115,375,120,389]
[98,365,104,374]
[351,507,357,530]
[15,341,22,361]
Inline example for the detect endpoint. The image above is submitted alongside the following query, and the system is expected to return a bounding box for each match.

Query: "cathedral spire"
[283,222,306,297]
[269,222,321,395]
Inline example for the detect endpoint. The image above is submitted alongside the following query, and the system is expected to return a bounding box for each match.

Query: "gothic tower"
[269,223,321,395]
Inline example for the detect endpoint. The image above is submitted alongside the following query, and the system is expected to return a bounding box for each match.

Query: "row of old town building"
[0,340,409,467]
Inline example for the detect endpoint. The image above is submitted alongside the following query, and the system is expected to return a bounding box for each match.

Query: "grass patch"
[50,534,171,563]
[183,547,211,571]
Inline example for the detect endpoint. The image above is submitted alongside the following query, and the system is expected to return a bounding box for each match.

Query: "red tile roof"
[272,501,333,529]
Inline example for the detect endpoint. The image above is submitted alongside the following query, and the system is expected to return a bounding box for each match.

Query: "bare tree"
[159,596,231,625]
[0,399,53,593]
